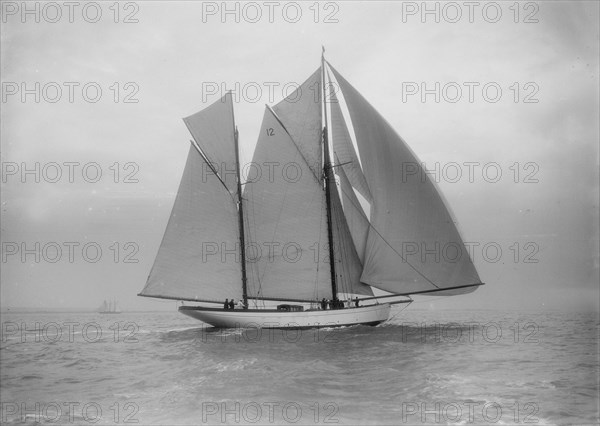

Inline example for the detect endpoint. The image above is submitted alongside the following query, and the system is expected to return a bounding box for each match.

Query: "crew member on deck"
[236,299,245,309]
[321,298,327,310]
[224,299,229,310]
[228,299,235,310]
[354,297,359,307]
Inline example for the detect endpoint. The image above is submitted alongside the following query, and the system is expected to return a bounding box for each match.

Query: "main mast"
[232,103,248,306]
[321,49,338,299]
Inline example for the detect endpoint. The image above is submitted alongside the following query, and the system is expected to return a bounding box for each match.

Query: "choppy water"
[1,309,598,425]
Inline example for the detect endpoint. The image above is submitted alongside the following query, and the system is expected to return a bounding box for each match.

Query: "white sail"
[272,69,323,181]
[329,177,373,296]
[328,81,373,204]
[244,107,332,301]
[183,92,237,192]
[329,64,481,295]
[335,165,370,265]
[140,143,243,302]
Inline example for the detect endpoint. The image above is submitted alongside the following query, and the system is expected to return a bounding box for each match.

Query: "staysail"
[334,165,370,265]
[329,176,373,296]
[327,81,372,264]
[328,82,373,204]
[139,95,243,302]
[328,64,482,295]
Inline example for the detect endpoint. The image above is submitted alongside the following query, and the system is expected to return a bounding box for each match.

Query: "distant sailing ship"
[99,298,120,314]
[139,52,483,328]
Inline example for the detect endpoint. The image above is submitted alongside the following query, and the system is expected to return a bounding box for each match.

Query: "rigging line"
[340,225,350,295]
[338,221,352,294]
[337,181,441,290]
[331,160,353,168]
[332,198,349,295]
[305,170,329,298]
[334,182,364,297]
[332,153,368,218]
[388,301,413,322]
[248,183,270,286]
[244,181,263,307]
[315,185,325,300]
[244,202,257,302]
[331,160,362,297]
[247,186,264,303]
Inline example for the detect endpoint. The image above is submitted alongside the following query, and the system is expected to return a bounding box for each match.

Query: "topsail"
[183,92,238,191]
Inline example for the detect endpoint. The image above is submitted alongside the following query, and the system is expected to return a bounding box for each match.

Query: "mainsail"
[243,107,332,301]
[327,63,482,295]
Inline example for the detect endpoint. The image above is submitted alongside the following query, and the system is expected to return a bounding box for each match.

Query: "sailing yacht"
[99,298,120,314]
[138,53,483,329]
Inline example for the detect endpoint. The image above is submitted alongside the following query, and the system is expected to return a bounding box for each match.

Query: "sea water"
[1,309,598,425]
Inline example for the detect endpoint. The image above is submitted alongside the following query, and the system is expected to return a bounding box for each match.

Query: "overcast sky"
[1,1,598,312]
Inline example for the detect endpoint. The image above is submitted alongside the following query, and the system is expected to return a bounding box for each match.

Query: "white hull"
[179,303,391,329]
